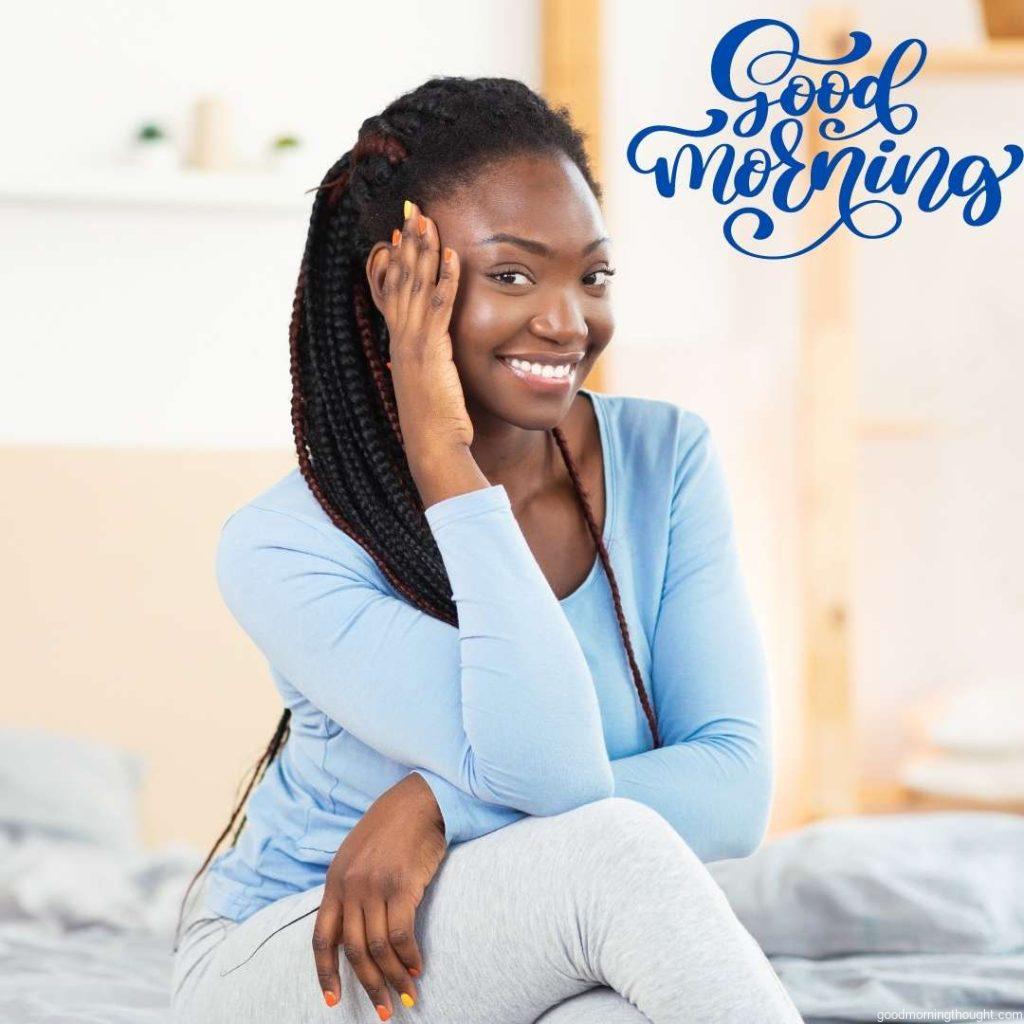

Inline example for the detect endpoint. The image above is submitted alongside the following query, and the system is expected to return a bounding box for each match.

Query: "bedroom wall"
[3,0,1021,847]
[1,0,540,848]
[601,0,1024,813]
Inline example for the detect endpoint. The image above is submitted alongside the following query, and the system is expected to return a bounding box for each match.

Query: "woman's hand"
[383,202,490,508]
[384,201,471,456]
[312,771,448,1018]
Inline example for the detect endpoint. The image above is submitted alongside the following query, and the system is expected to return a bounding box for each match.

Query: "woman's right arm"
[216,494,614,818]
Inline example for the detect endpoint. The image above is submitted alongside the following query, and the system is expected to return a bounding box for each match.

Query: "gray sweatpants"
[171,797,801,1023]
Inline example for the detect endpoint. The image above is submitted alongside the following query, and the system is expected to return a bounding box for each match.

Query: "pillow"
[0,727,144,851]
[902,751,1024,803]
[707,811,1024,957]
[927,678,1024,755]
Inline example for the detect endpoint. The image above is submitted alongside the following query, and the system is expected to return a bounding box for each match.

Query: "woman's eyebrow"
[474,233,611,257]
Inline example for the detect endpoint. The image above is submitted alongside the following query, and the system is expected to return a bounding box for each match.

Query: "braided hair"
[177,76,660,938]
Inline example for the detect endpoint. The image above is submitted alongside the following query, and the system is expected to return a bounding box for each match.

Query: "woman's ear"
[365,241,391,314]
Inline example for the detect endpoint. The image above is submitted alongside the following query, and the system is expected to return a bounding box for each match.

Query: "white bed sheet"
[0,832,197,1023]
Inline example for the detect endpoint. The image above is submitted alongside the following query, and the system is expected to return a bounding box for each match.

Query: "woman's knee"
[563,798,693,856]
[550,798,708,889]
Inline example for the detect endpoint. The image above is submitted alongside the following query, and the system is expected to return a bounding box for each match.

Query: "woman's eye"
[584,268,616,287]
[490,270,531,286]
[489,268,616,287]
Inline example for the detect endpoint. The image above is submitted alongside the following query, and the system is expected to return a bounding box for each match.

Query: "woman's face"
[375,150,615,433]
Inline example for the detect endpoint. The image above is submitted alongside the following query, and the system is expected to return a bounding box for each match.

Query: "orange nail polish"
[417,214,427,236]
[376,1004,391,1021]
[408,967,421,977]
[443,247,452,264]
[391,228,401,246]
[323,990,338,1007]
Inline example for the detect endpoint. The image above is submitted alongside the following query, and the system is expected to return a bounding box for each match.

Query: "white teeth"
[506,357,575,381]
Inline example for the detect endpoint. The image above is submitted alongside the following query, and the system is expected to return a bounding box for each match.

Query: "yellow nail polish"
[400,993,415,1008]
[403,199,413,220]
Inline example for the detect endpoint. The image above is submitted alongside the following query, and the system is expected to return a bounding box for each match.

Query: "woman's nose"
[529,294,588,345]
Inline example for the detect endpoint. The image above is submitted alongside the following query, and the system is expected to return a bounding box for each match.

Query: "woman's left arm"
[610,417,772,861]
[410,417,771,859]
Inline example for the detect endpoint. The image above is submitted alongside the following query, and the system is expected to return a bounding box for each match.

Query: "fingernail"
[400,992,416,1007]
[391,228,401,246]
[376,1005,392,1021]
[385,360,392,370]
[403,199,412,220]
[443,247,452,264]
[416,214,427,236]
[323,990,338,1007]
[408,967,421,978]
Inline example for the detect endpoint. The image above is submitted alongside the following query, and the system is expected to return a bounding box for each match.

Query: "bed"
[1,727,1022,1022]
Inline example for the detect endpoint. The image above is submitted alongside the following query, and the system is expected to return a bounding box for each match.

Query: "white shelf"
[0,167,317,213]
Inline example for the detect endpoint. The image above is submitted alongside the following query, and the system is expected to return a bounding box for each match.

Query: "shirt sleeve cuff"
[409,768,467,846]
[423,484,510,534]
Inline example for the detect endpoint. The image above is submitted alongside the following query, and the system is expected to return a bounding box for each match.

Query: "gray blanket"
[2,812,1022,1022]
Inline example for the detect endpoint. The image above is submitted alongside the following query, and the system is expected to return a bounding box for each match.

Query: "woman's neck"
[469,417,557,504]
[465,392,592,509]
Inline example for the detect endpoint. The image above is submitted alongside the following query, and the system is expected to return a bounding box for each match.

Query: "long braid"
[179,76,660,943]
[552,427,661,747]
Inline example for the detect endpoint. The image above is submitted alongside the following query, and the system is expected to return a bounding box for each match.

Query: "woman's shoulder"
[588,389,710,476]
[216,467,379,576]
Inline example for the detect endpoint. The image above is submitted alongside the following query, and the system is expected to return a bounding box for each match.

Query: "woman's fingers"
[425,243,460,347]
[390,201,450,360]
[381,228,404,330]
[406,207,441,334]
[342,901,393,1021]
[394,201,422,329]
[386,895,425,981]
[310,896,343,1008]
[364,897,419,1010]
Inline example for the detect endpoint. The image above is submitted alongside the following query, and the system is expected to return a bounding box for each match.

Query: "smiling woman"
[170,75,800,1024]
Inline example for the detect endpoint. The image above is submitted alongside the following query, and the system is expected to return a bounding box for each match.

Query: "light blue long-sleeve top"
[203,390,773,923]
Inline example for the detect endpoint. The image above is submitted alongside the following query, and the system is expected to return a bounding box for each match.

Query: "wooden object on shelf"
[981,0,1024,40]
[188,96,234,172]
[542,0,605,392]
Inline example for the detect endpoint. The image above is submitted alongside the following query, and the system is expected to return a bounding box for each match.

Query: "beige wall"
[1,444,293,848]
[1,436,806,849]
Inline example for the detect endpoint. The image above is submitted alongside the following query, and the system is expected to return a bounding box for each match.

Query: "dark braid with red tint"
[177,76,660,943]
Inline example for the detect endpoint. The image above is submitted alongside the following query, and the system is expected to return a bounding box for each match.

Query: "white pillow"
[902,752,1024,803]
[0,728,144,851]
[708,811,1024,957]
[927,679,1024,755]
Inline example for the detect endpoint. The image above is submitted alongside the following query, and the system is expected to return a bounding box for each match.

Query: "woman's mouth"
[495,354,582,391]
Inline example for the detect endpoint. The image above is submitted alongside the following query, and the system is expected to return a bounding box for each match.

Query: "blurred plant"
[135,123,167,144]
